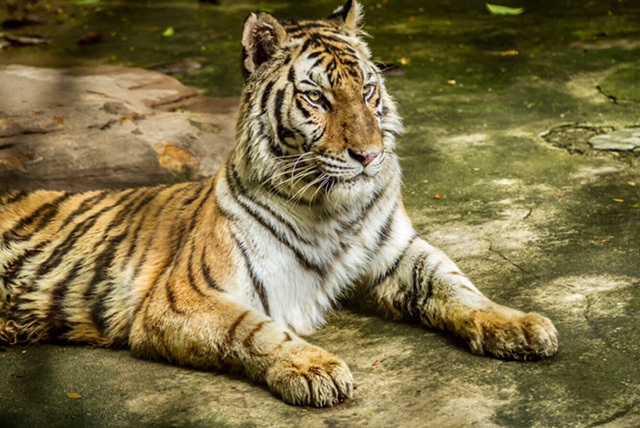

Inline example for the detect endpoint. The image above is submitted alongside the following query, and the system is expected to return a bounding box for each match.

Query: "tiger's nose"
[347,148,383,166]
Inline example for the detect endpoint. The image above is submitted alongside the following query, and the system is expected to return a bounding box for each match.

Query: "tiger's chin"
[320,173,383,206]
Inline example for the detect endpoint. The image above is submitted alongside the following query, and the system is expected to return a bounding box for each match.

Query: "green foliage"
[162,26,175,37]
[485,3,525,15]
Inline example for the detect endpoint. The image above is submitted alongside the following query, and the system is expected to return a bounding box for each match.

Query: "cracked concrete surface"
[1,0,640,427]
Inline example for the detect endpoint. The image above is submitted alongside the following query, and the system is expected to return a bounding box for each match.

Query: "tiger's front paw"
[265,343,354,407]
[465,308,559,360]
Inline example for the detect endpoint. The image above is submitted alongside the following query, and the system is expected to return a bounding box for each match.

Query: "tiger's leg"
[372,237,558,360]
[129,281,353,407]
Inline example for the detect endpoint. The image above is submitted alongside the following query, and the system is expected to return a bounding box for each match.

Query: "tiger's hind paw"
[266,343,354,407]
[466,309,559,361]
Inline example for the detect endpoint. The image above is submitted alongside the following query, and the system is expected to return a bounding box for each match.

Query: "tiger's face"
[238,1,402,203]
[288,44,386,180]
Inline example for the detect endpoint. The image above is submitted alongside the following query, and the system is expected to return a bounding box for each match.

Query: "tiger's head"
[235,0,402,205]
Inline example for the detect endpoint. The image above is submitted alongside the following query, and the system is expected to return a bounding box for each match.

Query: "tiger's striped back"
[0,181,232,345]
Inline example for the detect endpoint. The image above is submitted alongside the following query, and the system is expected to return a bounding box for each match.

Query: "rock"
[589,127,640,151]
[0,65,237,192]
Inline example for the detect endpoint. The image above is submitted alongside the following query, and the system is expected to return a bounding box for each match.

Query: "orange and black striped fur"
[0,1,558,407]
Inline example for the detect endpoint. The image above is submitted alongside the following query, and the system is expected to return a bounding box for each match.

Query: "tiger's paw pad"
[266,346,354,407]
[468,310,559,361]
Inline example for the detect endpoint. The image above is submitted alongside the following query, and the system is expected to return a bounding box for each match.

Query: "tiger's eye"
[307,90,322,102]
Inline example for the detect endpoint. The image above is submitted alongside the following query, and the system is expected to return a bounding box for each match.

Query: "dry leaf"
[500,50,519,57]
[66,392,82,399]
[372,360,382,367]
[78,31,104,45]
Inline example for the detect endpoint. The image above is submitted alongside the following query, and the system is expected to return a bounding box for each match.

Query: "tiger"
[0,0,558,407]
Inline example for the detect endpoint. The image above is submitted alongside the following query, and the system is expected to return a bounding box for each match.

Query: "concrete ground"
[1,1,640,427]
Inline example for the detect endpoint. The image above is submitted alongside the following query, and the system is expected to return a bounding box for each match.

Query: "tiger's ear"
[242,12,287,78]
[328,0,364,34]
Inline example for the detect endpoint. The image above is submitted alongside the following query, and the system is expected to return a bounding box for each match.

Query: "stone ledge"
[0,65,237,191]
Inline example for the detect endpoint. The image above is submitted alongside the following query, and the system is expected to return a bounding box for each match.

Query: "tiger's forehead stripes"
[283,20,345,39]
[289,33,367,87]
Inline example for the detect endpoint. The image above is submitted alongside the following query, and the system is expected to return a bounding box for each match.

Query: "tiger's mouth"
[318,173,368,189]
[304,166,375,196]
[270,150,383,202]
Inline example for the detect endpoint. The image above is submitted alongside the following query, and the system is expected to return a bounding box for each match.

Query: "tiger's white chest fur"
[216,161,414,335]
